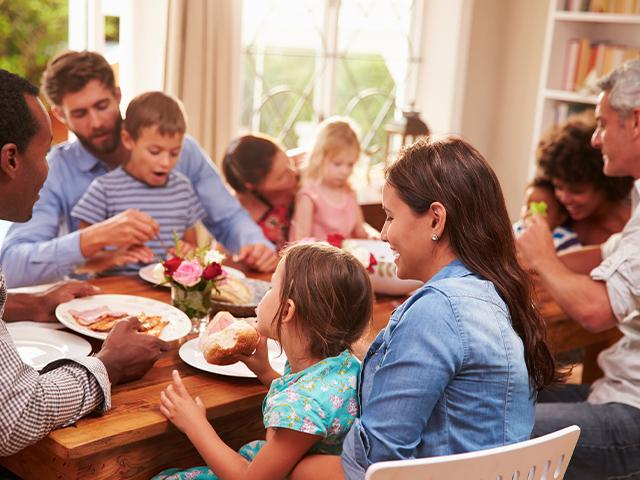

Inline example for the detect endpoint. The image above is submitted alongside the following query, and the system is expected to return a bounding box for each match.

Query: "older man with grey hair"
[517,59,640,479]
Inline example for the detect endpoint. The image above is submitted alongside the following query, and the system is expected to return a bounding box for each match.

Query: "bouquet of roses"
[154,243,227,321]
[326,233,377,273]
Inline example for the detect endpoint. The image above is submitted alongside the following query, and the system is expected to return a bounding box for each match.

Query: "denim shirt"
[341,259,535,479]
[0,136,273,287]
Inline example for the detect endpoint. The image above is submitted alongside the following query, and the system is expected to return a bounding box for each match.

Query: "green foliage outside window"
[0,0,68,85]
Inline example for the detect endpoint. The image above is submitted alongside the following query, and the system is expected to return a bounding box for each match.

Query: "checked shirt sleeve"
[0,271,111,456]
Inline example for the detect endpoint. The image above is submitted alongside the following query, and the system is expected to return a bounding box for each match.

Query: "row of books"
[564,0,640,13]
[562,39,640,93]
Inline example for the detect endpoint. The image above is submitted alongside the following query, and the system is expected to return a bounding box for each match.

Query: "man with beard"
[0,68,168,457]
[0,51,278,287]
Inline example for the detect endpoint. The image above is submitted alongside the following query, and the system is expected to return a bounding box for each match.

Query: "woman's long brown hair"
[386,137,560,390]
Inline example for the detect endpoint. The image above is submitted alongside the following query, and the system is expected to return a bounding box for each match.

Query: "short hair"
[41,50,116,106]
[123,92,187,140]
[597,59,640,119]
[222,134,281,192]
[536,112,633,202]
[306,116,360,180]
[0,69,40,153]
[273,242,372,359]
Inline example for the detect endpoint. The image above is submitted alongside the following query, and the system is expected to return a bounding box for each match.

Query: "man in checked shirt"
[0,69,168,457]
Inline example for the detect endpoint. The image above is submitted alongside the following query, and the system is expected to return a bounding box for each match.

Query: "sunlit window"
[240,0,423,165]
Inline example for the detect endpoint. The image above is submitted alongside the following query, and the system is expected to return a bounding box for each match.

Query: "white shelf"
[555,11,640,24]
[543,89,599,104]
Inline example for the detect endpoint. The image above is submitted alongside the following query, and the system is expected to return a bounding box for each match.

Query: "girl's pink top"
[292,181,359,241]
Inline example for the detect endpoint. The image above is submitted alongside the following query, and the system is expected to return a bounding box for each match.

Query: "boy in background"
[72,92,204,274]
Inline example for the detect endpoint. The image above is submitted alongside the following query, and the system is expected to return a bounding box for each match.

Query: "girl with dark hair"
[222,135,299,250]
[288,136,560,480]
[536,112,632,245]
[153,242,373,480]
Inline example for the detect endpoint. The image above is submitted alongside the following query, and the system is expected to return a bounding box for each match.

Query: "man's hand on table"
[5,280,99,323]
[96,317,169,385]
[79,209,160,258]
[236,243,278,273]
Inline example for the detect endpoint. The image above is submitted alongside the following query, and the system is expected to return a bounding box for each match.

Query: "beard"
[75,115,123,156]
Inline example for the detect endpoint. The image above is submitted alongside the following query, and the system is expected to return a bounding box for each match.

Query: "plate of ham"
[55,294,191,341]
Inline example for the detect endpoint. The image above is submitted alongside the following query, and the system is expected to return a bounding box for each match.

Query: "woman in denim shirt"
[291,137,560,480]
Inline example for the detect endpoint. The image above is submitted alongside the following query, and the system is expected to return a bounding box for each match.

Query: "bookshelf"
[530,0,640,173]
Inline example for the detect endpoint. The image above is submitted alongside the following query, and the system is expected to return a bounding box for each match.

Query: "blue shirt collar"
[71,141,109,173]
[426,258,472,286]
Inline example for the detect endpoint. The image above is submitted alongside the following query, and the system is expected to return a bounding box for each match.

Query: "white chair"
[365,425,580,480]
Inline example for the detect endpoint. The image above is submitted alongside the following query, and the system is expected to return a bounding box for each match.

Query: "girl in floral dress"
[153,242,373,479]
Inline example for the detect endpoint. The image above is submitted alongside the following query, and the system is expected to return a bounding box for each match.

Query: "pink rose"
[171,260,203,287]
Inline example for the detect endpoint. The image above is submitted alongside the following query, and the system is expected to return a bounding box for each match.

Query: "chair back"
[365,425,580,480]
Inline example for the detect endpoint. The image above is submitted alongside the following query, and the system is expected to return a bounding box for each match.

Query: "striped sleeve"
[71,178,109,225]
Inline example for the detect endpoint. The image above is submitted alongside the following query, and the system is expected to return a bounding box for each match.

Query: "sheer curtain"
[164,0,241,165]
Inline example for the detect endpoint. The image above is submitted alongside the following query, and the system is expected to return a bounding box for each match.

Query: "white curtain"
[164,0,241,165]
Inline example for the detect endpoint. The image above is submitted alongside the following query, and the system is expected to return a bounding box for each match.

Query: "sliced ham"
[69,306,129,326]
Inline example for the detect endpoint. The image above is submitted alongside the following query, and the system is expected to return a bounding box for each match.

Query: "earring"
[431,233,438,241]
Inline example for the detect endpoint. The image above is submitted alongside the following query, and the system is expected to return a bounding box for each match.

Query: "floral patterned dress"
[152,350,360,479]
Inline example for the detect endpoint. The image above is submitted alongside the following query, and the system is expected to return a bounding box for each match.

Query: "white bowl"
[347,239,423,296]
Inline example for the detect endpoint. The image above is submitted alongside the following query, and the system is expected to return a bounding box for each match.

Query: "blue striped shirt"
[71,167,205,272]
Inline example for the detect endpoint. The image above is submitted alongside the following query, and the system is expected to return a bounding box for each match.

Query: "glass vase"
[171,282,213,334]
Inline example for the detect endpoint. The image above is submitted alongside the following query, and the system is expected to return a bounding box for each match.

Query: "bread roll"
[199,312,260,365]
[211,277,253,305]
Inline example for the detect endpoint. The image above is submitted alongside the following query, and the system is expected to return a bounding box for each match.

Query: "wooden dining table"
[0,271,621,479]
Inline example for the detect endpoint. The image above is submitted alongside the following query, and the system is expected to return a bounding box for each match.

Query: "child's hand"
[77,246,154,274]
[235,336,271,373]
[160,370,208,436]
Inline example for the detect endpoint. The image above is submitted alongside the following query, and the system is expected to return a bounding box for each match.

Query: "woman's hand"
[159,370,208,436]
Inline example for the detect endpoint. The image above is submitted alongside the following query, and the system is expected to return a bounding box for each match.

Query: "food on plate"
[211,277,253,305]
[68,306,169,337]
[198,311,260,365]
[69,306,128,326]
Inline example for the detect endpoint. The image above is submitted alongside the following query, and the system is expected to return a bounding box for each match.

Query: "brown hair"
[222,134,282,192]
[273,242,373,359]
[306,116,360,181]
[386,136,560,390]
[41,51,116,106]
[537,112,633,202]
[123,92,187,140]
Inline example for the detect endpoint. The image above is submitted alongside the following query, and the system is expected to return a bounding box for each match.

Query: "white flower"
[204,249,226,265]
[152,262,167,283]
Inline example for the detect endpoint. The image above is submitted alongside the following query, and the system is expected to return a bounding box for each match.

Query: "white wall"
[460,0,549,220]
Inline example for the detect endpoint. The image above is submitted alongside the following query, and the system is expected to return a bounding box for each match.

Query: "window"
[240,0,424,166]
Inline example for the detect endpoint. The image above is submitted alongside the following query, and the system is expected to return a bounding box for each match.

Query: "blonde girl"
[290,117,371,241]
[153,242,373,480]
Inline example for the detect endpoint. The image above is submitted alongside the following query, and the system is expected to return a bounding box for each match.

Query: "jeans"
[533,384,640,480]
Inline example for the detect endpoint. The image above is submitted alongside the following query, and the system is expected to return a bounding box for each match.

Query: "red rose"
[202,262,223,281]
[163,257,183,276]
[367,253,377,273]
[327,233,344,248]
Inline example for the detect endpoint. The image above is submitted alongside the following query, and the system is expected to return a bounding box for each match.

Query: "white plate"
[138,263,246,287]
[6,324,92,370]
[55,294,191,341]
[179,338,287,378]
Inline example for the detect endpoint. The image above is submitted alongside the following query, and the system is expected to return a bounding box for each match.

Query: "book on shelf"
[562,38,640,93]
[564,0,640,13]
